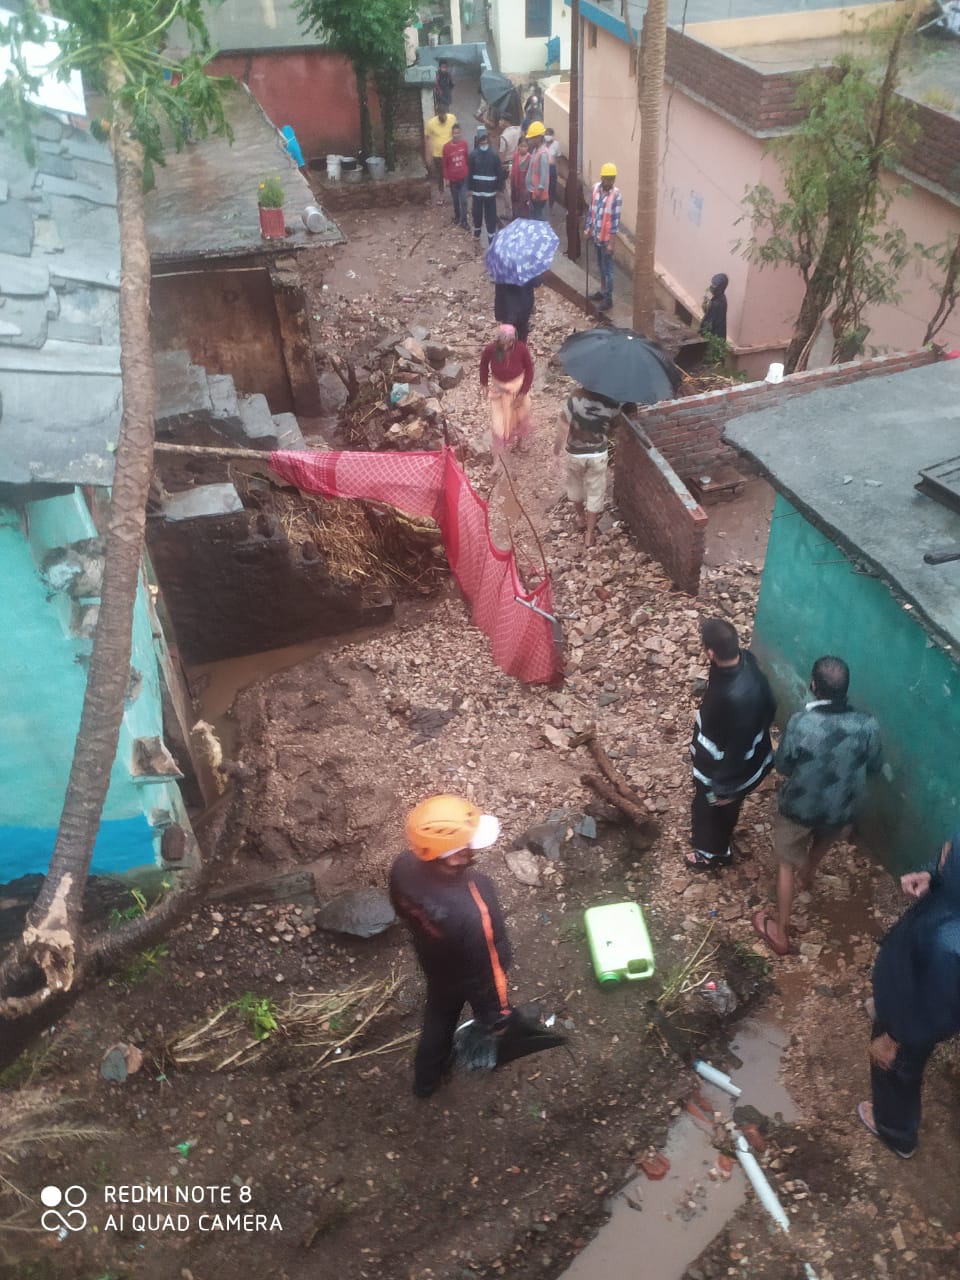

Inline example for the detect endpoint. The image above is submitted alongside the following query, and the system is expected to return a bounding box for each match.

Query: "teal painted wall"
[754,495,960,873]
[0,495,186,882]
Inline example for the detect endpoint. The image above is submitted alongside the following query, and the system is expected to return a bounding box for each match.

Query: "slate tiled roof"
[0,113,121,487]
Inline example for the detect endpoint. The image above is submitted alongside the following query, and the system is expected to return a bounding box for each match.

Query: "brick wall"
[637,349,939,482]
[614,425,708,595]
[665,28,809,132]
[900,101,960,198]
[665,29,960,198]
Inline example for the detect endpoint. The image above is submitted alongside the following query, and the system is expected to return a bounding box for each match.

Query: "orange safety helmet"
[406,795,501,861]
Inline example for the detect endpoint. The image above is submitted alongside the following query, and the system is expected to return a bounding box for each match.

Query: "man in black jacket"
[389,794,512,1098]
[469,125,503,246]
[687,617,775,872]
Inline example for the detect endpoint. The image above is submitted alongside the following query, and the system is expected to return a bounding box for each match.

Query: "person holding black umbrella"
[553,386,623,548]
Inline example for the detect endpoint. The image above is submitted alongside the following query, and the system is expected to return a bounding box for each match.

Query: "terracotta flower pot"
[259,206,286,239]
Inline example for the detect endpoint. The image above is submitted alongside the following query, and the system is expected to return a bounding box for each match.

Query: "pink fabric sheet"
[270,448,563,686]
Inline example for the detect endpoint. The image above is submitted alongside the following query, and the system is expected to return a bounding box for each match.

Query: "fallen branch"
[154,442,277,462]
[581,773,650,826]
[572,726,647,803]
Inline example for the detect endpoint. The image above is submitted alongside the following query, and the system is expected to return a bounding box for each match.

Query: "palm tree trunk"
[0,64,156,1012]
[633,0,668,336]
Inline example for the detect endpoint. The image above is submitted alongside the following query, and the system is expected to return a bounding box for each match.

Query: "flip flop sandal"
[751,910,791,957]
[684,848,732,873]
[857,1102,916,1159]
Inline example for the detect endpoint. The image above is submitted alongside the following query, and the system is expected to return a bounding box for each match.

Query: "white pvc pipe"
[694,1059,742,1097]
[733,1130,790,1233]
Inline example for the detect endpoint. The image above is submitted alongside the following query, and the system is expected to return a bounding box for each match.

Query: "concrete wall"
[579,19,960,362]
[490,0,571,75]
[0,493,188,882]
[210,50,383,159]
[613,423,707,594]
[638,348,937,482]
[754,494,960,874]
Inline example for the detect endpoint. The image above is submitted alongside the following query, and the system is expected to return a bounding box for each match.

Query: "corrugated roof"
[0,114,121,487]
[724,359,960,652]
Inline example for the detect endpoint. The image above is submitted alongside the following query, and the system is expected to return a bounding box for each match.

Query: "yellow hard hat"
[526,120,546,139]
[600,162,617,178]
[406,795,501,861]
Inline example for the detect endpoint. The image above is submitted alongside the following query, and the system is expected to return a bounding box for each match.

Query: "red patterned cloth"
[270,448,563,686]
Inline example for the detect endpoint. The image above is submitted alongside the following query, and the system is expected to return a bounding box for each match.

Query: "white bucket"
[428,32,439,46]
[366,156,387,181]
[302,204,326,232]
[765,362,784,384]
[326,154,341,181]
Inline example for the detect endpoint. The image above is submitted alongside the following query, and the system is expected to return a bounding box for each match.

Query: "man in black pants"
[686,617,775,872]
[389,794,513,1098]
[468,126,502,246]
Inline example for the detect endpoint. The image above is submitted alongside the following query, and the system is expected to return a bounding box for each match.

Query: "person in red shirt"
[479,324,534,459]
[442,123,470,230]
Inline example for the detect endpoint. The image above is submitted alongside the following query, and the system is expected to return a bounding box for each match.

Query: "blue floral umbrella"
[485,219,560,285]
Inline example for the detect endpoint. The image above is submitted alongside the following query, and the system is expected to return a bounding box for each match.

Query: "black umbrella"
[556,327,682,404]
[480,71,521,123]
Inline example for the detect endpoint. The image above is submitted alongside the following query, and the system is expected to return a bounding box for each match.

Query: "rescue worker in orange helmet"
[389,795,513,1098]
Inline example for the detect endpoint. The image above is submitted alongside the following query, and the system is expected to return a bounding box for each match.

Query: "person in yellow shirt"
[424,108,457,205]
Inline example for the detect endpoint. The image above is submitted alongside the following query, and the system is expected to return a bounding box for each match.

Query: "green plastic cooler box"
[584,901,655,988]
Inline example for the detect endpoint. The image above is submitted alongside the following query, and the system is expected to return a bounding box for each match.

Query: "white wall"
[490,0,571,76]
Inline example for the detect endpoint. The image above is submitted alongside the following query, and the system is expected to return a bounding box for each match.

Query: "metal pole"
[565,0,582,262]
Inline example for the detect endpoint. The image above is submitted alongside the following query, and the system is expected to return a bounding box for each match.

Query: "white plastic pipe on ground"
[693,1059,742,1097]
[733,1130,790,1232]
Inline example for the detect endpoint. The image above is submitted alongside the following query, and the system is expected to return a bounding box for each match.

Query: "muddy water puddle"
[562,1020,796,1280]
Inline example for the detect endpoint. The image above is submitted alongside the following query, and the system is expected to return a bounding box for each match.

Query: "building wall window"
[525,0,551,39]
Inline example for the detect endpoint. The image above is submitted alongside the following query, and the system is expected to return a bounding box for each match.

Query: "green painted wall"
[754,495,960,873]
[0,495,186,881]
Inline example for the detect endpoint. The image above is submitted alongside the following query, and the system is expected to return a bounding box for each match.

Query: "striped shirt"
[585,183,622,243]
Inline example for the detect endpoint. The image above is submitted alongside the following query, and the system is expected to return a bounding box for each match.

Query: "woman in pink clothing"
[478,325,534,457]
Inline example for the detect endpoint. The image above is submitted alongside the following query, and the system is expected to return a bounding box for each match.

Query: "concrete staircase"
[153,349,305,452]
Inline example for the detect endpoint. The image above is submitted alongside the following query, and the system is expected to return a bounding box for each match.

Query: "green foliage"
[296,0,414,163]
[257,175,285,208]
[234,992,280,1042]
[0,5,46,163]
[2,2,233,190]
[112,942,168,985]
[736,23,927,365]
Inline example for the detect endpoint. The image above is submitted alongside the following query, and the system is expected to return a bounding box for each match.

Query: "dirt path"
[2,201,959,1280]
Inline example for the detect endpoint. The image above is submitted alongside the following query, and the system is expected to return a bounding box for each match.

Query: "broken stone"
[423,340,449,367]
[100,1042,144,1082]
[574,815,597,840]
[314,889,396,938]
[541,725,572,751]
[398,335,426,363]
[504,848,541,886]
[521,821,569,862]
[438,361,464,389]
[316,370,349,416]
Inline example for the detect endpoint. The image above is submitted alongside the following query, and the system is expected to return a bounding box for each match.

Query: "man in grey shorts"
[553,387,622,547]
[752,655,882,956]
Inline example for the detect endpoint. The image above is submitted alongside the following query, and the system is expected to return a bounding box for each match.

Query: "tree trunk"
[0,64,156,1012]
[375,67,401,170]
[355,63,374,160]
[783,216,847,372]
[632,0,668,336]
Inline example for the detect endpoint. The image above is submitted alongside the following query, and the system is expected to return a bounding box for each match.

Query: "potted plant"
[258,177,286,239]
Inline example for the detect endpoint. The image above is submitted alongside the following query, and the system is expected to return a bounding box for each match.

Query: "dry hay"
[231,467,445,593]
[167,972,413,1073]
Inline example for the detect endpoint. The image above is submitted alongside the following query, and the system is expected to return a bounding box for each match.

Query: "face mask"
[478,143,489,150]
